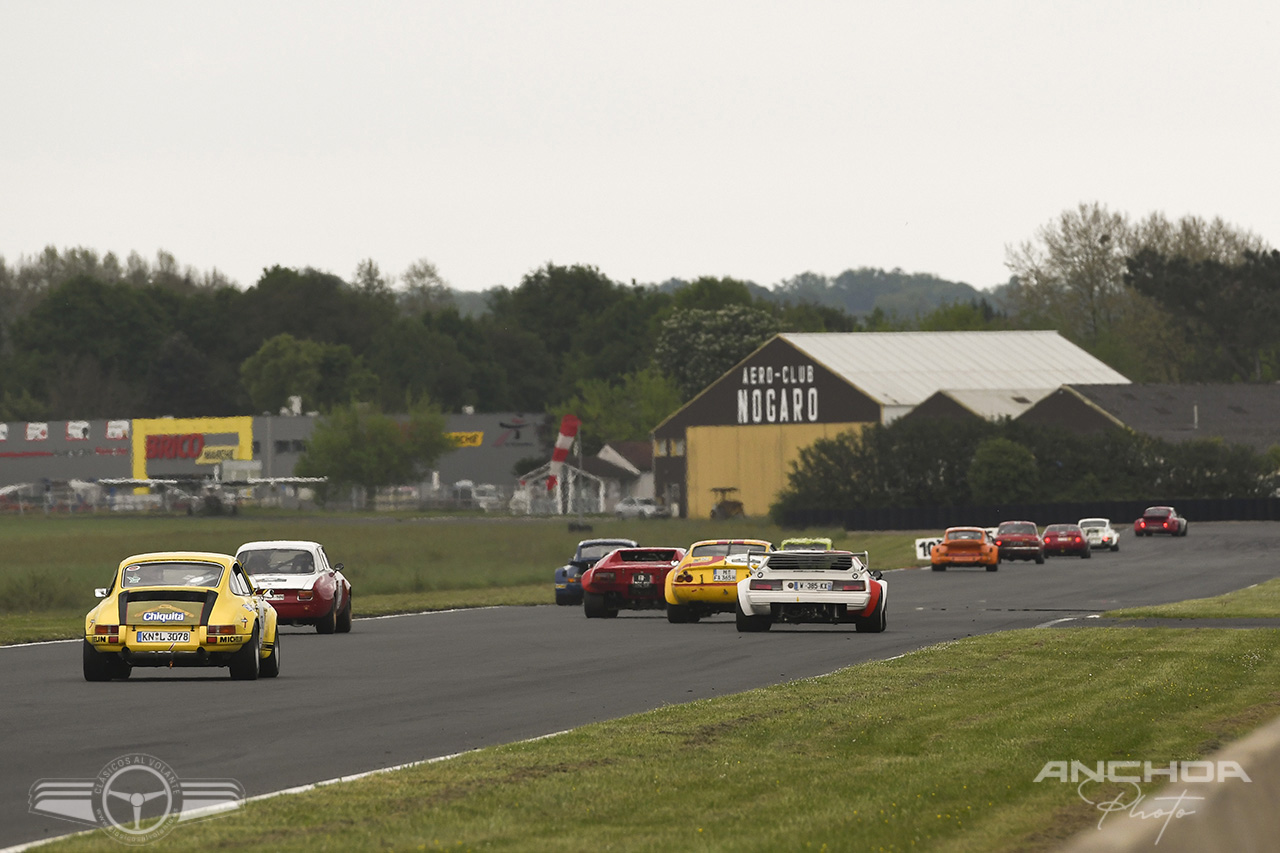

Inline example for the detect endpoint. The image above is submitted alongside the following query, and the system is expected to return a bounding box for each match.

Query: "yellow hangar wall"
[685,422,867,519]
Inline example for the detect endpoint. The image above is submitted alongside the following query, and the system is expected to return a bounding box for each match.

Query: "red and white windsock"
[547,414,581,492]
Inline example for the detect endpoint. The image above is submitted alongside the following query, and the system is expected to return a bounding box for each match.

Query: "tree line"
[1,204,1275,461]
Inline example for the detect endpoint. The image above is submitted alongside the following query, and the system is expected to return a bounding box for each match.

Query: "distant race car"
[237,540,352,633]
[664,539,773,623]
[736,549,886,633]
[1078,518,1120,551]
[580,546,687,617]
[1042,523,1091,558]
[1134,506,1189,537]
[779,537,834,551]
[993,520,1045,564]
[555,538,638,605]
[83,551,281,681]
[930,527,1000,571]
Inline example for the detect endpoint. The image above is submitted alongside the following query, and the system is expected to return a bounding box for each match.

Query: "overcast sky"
[4,2,1277,293]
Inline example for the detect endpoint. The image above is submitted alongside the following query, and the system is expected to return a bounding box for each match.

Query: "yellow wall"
[131,416,255,480]
[686,422,867,519]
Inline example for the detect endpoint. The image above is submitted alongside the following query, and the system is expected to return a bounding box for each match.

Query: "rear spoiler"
[762,550,869,571]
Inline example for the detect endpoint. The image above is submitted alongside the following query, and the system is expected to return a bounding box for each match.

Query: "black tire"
[1082,549,1091,559]
[666,603,693,624]
[1035,553,1045,565]
[986,563,998,571]
[83,640,114,682]
[604,608,619,618]
[931,564,946,572]
[336,596,352,633]
[1112,543,1120,552]
[229,624,261,681]
[260,628,281,678]
[735,598,771,633]
[315,602,337,634]
[855,592,887,633]
[583,592,608,619]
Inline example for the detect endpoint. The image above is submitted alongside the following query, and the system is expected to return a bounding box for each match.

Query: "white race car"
[735,549,886,633]
[1077,517,1120,552]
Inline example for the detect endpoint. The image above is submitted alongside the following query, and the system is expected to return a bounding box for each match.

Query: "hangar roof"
[781,331,1130,407]
[1066,384,1280,452]
[928,387,1057,420]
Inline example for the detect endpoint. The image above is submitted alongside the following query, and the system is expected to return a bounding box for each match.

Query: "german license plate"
[712,569,737,582]
[788,581,832,592]
[136,631,190,643]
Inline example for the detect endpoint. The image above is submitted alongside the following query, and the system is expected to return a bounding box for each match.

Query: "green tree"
[296,401,454,502]
[240,333,378,414]
[652,304,779,400]
[967,437,1038,504]
[553,369,684,454]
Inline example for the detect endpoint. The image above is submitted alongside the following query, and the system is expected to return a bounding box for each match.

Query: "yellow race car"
[664,538,773,623]
[84,551,281,681]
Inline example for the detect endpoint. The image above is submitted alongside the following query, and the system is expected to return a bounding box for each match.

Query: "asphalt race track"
[4,520,1277,848]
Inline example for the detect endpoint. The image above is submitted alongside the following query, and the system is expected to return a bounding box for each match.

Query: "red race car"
[237,540,353,633]
[1041,524,1090,559]
[993,520,1045,564]
[580,546,686,618]
[1134,506,1189,537]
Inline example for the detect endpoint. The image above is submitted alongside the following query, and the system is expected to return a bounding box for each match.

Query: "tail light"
[835,580,866,591]
[995,539,1004,546]
[594,571,616,583]
[675,571,693,583]
[94,624,120,642]
[297,590,314,600]
[207,625,237,635]
[749,579,780,590]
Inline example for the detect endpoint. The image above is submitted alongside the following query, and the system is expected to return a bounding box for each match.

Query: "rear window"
[691,542,768,558]
[238,548,315,574]
[998,522,1036,535]
[1079,519,1107,528]
[1144,507,1171,516]
[1044,524,1074,534]
[948,530,984,540]
[121,561,224,588]
[615,549,680,563]
[578,544,626,561]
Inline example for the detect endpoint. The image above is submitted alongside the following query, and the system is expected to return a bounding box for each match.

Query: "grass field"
[0,512,923,644]
[41,627,1280,852]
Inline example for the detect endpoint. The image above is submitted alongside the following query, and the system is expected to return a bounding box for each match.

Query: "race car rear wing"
[762,550,870,572]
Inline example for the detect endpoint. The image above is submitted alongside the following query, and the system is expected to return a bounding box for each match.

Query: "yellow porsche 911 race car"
[664,538,773,623]
[83,551,281,681]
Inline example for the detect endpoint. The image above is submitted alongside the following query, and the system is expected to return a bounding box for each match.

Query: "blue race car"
[554,538,638,605]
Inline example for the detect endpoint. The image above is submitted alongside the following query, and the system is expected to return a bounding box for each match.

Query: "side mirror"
[333,563,344,572]
[94,588,108,598]
[872,571,884,581]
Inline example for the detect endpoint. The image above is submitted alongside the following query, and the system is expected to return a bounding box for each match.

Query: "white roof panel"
[939,388,1057,420]
[781,331,1129,407]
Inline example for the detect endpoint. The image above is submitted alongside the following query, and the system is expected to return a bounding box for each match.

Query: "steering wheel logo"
[94,754,182,845]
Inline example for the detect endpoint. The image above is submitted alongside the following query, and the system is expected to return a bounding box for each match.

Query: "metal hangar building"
[651,331,1130,519]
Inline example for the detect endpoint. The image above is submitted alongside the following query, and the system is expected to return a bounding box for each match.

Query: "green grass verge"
[42,627,1280,852]
[0,513,920,643]
[1107,577,1280,619]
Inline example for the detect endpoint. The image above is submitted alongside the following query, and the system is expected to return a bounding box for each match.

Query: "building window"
[671,439,685,457]
[252,441,261,455]
[274,440,292,454]
[653,439,667,458]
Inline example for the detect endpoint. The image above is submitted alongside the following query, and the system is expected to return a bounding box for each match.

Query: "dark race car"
[554,538,638,606]
[1042,523,1091,558]
[581,547,687,617]
[993,520,1045,564]
[1134,506,1189,537]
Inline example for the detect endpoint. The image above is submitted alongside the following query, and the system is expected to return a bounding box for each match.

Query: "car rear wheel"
[931,564,946,572]
[1035,553,1045,565]
[986,563,998,571]
[1081,549,1091,559]
[583,592,608,619]
[83,640,115,682]
[735,599,771,633]
[315,603,337,634]
[855,594,887,633]
[666,603,693,623]
[260,630,281,678]
[336,596,352,633]
[229,624,261,681]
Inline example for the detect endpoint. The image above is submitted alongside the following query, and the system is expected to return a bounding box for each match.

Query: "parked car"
[554,538,638,605]
[1078,518,1120,551]
[581,546,686,617]
[237,540,352,633]
[994,520,1045,564]
[1042,523,1091,558]
[84,551,280,681]
[736,549,886,633]
[930,527,1000,571]
[615,497,663,520]
[1134,506,1189,537]
[664,539,773,623]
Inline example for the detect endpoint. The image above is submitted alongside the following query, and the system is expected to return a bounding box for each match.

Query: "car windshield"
[1144,507,1171,516]
[121,561,224,588]
[616,549,680,562]
[1079,519,1107,529]
[578,544,624,561]
[948,530,984,540]
[691,542,768,558]
[238,548,316,575]
[998,522,1036,535]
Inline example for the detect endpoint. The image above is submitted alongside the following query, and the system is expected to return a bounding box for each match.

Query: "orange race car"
[930,527,1000,572]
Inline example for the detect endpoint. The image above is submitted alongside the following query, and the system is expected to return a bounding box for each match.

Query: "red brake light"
[94,625,118,635]
[594,571,616,582]
[749,579,780,590]
[836,580,867,591]
[297,590,314,600]
[207,625,237,635]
